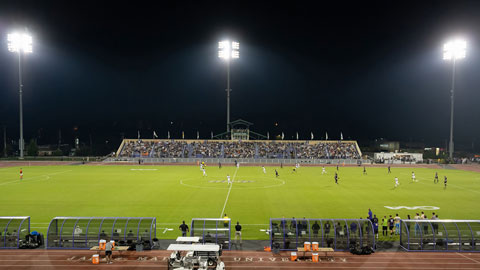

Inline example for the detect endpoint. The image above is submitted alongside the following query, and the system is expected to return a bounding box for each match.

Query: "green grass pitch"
[0,164,479,239]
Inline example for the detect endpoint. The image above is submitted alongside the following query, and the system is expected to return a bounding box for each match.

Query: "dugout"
[46,217,156,249]
[400,219,480,252]
[0,216,30,249]
[270,218,375,251]
[191,218,231,250]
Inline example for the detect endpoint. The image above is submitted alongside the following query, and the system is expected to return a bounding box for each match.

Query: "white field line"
[0,170,72,187]
[399,172,480,194]
[220,166,239,218]
[457,252,480,264]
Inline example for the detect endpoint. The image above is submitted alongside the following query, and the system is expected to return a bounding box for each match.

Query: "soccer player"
[275,169,279,178]
[388,166,391,174]
[334,172,339,184]
[394,176,399,188]
[236,162,240,169]
[444,176,447,188]
[336,164,339,171]
[322,166,326,175]
[434,172,438,184]
[292,167,297,173]
[227,174,231,184]
[363,166,367,175]
[411,171,416,182]
[20,168,23,180]
[262,166,266,174]
[202,168,207,177]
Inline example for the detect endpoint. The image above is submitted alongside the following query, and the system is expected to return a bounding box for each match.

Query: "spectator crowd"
[118,140,361,159]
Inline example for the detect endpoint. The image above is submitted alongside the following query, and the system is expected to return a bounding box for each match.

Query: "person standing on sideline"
[372,215,379,239]
[223,214,229,228]
[394,214,401,235]
[179,221,189,237]
[234,221,242,245]
[382,216,388,236]
[368,209,373,220]
[20,168,23,180]
[105,239,113,264]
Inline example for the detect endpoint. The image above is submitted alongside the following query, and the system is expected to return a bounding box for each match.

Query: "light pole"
[218,40,239,135]
[443,39,466,160]
[8,32,32,159]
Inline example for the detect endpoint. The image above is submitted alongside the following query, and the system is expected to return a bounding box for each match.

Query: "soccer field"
[1,164,479,239]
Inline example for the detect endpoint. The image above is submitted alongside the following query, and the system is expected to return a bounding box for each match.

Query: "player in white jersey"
[412,172,416,182]
[236,162,240,168]
[202,168,207,177]
[262,166,266,174]
[322,166,326,175]
[394,177,399,188]
[227,174,231,184]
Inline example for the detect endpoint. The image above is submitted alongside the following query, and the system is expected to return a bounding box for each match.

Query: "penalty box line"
[220,165,239,218]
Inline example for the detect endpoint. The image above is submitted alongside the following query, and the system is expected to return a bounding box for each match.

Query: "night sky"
[1,1,480,150]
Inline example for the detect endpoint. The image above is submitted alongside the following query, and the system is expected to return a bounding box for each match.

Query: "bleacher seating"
[118,140,361,159]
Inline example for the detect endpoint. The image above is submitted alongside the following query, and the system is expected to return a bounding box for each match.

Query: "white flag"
[167,131,170,139]
[325,132,328,140]
[281,132,285,140]
[311,132,314,140]
[182,131,184,139]
[137,130,140,140]
[153,131,158,138]
[197,131,199,139]
[267,132,270,140]
[211,131,213,139]
[296,132,299,140]
[340,132,343,140]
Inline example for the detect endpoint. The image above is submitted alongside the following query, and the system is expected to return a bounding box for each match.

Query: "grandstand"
[115,139,362,160]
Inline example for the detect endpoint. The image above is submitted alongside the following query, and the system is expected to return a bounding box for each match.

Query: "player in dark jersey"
[334,172,339,184]
[444,176,447,189]
[434,172,438,184]
[275,169,279,178]
[363,166,367,175]
[388,166,391,174]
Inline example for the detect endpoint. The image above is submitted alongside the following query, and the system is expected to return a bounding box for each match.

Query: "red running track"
[0,250,479,270]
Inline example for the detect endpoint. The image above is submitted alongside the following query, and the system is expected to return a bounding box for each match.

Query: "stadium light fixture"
[443,38,466,160]
[8,31,33,159]
[218,40,239,135]
[8,33,33,53]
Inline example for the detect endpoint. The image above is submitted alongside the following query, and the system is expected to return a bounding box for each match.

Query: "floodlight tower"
[443,39,466,160]
[8,32,33,159]
[218,40,239,134]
